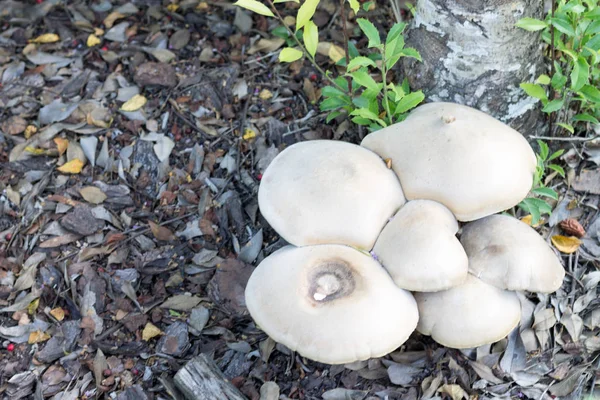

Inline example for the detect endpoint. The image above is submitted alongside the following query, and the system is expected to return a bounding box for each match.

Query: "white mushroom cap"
[361,102,536,221]
[414,274,521,349]
[245,244,419,364]
[373,200,468,292]
[258,140,405,250]
[460,214,565,293]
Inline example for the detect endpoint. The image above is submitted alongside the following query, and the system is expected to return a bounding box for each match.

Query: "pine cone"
[558,219,586,238]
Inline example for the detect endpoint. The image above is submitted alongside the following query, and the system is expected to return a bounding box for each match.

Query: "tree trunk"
[401,0,547,135]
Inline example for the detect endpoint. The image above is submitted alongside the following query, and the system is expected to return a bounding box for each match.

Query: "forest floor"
[0,1,599,399]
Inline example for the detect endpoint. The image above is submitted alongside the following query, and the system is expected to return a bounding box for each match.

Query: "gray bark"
[401,0,547,135]
[174,354,248,400]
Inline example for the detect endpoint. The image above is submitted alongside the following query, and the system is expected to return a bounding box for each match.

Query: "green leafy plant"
[233,0,424,131]
[517,0,600,135]
[518,140,565,224]
[320,20,424,131]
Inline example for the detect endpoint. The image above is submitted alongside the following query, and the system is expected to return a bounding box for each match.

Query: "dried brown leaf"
[149,221,176,242]
[551,235,581,254]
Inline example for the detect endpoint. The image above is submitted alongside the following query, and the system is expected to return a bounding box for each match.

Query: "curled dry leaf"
[53,138,69,156]
[558,219,585,238]
[87,34,101,47]
[57,159,84,174]
[30,33,60,43]
[551,235,582,254]
[50,308,65,321]
[1,116,27,135]
[148,221,176,241]
[120,94,147,111]
[28,330,51,344]
[142,322,163,341]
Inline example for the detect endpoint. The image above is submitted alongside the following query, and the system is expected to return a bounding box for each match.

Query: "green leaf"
[537,140,549,160]
[542,98,564,113]
[520,83,548,101]
[349,68,379,90]
[550,17,576,36]
[557,122,575,133]
[548,149,565,161]
[303,21,318,57]
[273,0,299,3]
[271,25,290,39]
[351,116,372,126]
[551,71,568,90]
[571,56,590,90]
[573,113,600,124]
[321,85,347,98]
[536,74,551,85]
[532,187,559,200]
[516,17,548,31]
[394,91,425,115]
[320,96,350,111]
[548,164,566,177]
[347,56,377,71]
[352,95,370,109]
[519,198,541,224]
[296,0,319,30]
[325,111,342,123]
[279,47,303,62]
[347,0,360,14]
[350,108,386,127]
[233,0,274,16]
[357,18,381,48]
[580,84,600,102]
[399,47,421,60]
[348,41,360,59]
[362,1,374,11]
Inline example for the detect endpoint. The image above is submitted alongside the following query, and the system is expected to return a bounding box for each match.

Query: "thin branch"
[528,134,600,142]
[340,0,352,94]
[549,0,556,136]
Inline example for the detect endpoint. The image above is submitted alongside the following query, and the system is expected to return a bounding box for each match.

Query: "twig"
[549,0,556,136]
[340,0,352,94]
[528,135,600,142]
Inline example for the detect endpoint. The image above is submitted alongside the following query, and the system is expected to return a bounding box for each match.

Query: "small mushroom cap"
[258,140,405,250]
[460,214,565,293]
[373,200,468,292]
[361,102,536,221]
[245,244,419,364]
[414,274,521,349]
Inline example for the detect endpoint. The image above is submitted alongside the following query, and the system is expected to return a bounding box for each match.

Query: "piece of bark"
[174,354,247,400]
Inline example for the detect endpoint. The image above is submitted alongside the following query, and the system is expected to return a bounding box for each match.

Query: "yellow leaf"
[296,0,319,30]
[243,128,257,140]
[104,12,125,28]
[50,307,65,321]
[328,44,345,63]
[279,47,303,62]
[94,28,105,36]
[142,322,163,341]
[121,94,147,111]
[24,146,48,156]
[57,159,84,174]
[259,89,273,100]
[28,330,51,344]
[196,2,209,10]
[30,33,60,44]
[551,235,582,254]
[54,138,69,156]
[87,34,101,47]
[233,0,274,17]
[167,3,180,12]
[24,125,37,139]
[283,15,295,26]
[520,214,543,228]
[28,298,40,315]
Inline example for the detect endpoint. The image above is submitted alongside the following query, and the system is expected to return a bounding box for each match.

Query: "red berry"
[7,343,14,352]
[132,368,139,375]
[5,233,11,240]
[101,46,109,51]
[310,73,317,81]
[257,174,263,181]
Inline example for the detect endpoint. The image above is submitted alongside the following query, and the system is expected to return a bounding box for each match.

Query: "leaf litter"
[0,0,598,399]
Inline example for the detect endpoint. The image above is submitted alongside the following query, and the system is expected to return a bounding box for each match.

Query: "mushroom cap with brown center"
[460,214,565,293]
[258,140,406,250]
[245,244,419,364]
[373,200,468,292]
[414,274,521,349]
[361,102,536,221]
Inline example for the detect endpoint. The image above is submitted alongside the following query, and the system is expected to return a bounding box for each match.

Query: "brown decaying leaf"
[148,221,176,241]
[50,308,65,321]
[79,186,107,204]
[2,116,27,135]
[551,235,582,254]
[28,330,51,344]
[53,137,69,155]
[558,218,586,238]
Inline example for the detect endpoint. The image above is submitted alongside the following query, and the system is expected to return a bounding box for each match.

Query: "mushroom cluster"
[246,102,566,364]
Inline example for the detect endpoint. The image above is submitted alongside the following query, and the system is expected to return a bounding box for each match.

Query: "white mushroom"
[258,140,405,249]
[245,244,419,364]
[460,214,565,293]
[414,274,521,349]
[361,102,536,221]
[373,200,468,292]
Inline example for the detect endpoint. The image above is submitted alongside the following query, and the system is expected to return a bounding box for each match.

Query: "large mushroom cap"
[245,244,419,364]
[373,200,468,292]
[414,274,521,349]
[460,214,565,293]
[258,140,405,249]
[361,102,536,221]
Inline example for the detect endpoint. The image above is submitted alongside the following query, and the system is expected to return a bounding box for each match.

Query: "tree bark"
[401,0,547,135]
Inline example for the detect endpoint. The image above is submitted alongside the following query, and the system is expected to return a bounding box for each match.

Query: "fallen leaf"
[259,89,273,100]
[149,221,176,241]
[30,33,60,43]
[53,138,69,155]
[160,295,202,311]
[50,308,65,321]
[1,116,27,135]
[57,159,84,174]
[104,11,125,28]
[79,187,107,204]
[551,235,582,254]
[28,330,50,344]
[142,322,163,341]
[87,34,101,47]
[247,38,285,55]
[120,94,147,111]
[437,384,468,400]
[24,125,37,139]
